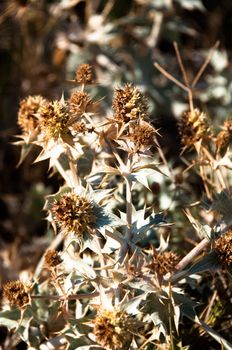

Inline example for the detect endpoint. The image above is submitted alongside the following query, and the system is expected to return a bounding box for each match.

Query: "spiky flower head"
[216,119,232,154]
[3,280,30,308]
[18,95,47,135]
[72,121,88,134]
[51,192,96,236]
[40,100,69,140]
[112,84,149,123]
[75,64,94,84]
[149,251,179,276]
[69,91,94,116]
[180,108,211,147]
[93,308,136,350]
[129,121,155,152]
[214,230,232,267]
[44,249,62,268]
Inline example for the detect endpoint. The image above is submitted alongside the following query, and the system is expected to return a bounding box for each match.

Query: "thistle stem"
[31,289,112,301]
[175,237,209,271]
[66,147,80,188]
[125,176,132,240]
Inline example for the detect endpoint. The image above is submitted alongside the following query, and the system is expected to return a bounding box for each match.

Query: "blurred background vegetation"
[1,0,232,348]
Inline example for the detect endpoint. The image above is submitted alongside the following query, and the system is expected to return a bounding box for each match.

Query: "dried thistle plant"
[75,63,94,85]
[93,308,138,350]
[112,83,149,124]
[1,55,232,350]
[148,251,180,276]
[40,99,70,140]
[51,192,97,236]
[18,95,47,135]
[3,280,31,308]
[44,249,62,268]
[180,108,212,147]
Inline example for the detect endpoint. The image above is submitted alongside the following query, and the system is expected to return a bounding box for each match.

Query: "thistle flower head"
[40,100,69,140]
[75,64,94,84]
[216,119,232,153]
[149,251,179,276]
[214,230,232,267]
[51,192,96,236]
[3,280,30,308]
[112,84,149,123]
[44,249,62,268]
[72,121,88,134]
[129,121,155,152]
[18,95,47,134]
[93,308,136,350]
[69,91,94,116]
[180,108,211,147]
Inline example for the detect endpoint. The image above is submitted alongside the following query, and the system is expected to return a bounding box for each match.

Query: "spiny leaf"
[0,308,21,329]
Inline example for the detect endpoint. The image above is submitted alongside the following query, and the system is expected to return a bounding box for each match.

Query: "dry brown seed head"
[214,230,232,267]
[72,121,88,134]
[69,91,94,116]
[44,249,62,268]
[18,95,47,134]
[94,309,136,350]
[51,192,96,236]
[216,129,231,153]
[3,280,30,308]
[223,119,232,131]
[40,100,69,140]
[75,64,94,84]
[179,108,211,147]
[216,119,232,153]
[129,121,155,152]
[112,84,149,123]
[149,251,180,276]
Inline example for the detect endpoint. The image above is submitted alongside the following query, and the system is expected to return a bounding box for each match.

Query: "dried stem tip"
[3,280,30,308]
[18,95,47,134]
[75,64,94,84]
[180,108,211,147]
[94,309,136,350]
[51,193,96,236]
[214,230,232,267]
[112,84,149,123]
